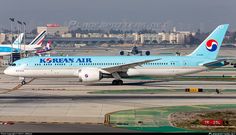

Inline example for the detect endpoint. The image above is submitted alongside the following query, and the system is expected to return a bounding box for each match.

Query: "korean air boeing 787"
[4,24,229,85]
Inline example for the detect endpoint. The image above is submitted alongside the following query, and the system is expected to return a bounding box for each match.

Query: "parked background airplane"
[19,30,47,51]
[4,24,229,85]
[119,45,176,56]
[12,33,24,46]
[120,46,151,56]
[0,30,46,56]
[34,40,53,56]
[0,33,24,56]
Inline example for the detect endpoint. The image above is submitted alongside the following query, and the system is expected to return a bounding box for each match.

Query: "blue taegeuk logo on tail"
[206,39,218,52]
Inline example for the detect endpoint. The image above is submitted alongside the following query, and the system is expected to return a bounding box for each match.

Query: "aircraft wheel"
[117,80,123,85]
[21,80,26,85]
[112,80,123,85]
[112,80,118,85]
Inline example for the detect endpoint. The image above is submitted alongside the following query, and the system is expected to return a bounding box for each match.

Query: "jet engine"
[75,68,102,82]
[145,51,150,56]
[120,51,124,55]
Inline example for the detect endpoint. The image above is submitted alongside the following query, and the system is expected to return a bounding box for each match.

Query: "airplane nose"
[4,68,10,75]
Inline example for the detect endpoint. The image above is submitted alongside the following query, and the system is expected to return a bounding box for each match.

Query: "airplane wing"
[158,46,176,50]
[102,59,161,73]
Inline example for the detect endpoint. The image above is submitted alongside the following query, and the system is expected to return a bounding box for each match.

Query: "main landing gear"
[111,72,123,85]
[112,80,123,85]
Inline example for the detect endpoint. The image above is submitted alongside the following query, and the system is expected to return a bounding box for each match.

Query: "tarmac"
[0,47,235,132]
[0,71,236,124]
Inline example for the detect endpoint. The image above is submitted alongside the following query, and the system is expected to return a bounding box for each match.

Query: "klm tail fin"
[29,30,46,46]
[188,24,229,59]
[12,33,24,45]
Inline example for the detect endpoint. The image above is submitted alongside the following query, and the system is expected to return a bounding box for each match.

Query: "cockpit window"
[10,63,16,66]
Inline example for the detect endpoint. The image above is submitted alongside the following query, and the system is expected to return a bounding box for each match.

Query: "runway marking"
[0,95,236,99]
[190,105,210,109]
[0,78,35,94]
[27,78,36,84]
[12,84,22,90]
[15,121,104,125]
[0,84,22,94]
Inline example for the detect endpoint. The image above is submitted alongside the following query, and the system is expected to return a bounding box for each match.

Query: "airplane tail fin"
[45,40,52,50]
[188,24,229,59]
[29,30,46,46]
[12,33,24,45]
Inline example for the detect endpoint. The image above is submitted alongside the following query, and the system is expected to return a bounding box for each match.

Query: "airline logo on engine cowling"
[40,57,92,63]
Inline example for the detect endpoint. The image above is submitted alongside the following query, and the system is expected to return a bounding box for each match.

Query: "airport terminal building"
[37,24,69,36]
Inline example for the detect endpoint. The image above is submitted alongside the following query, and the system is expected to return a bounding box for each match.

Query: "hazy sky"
[0,0,236,31]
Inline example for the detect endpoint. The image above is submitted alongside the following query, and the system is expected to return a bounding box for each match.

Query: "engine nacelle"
[145,51,150,56]
[120,51,124,55]
[75,68,102,82]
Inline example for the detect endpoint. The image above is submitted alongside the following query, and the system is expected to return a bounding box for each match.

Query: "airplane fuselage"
[4,56,224,78]
[0,44,40,56]
[3,24,229,85]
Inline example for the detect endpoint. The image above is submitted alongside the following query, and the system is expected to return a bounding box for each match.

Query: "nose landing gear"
[19,77,26,85]
[21,80,26,85]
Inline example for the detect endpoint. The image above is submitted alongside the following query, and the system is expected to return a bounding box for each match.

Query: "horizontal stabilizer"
[200,59,226,67]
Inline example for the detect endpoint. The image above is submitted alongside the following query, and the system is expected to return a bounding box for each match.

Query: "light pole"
[23,22,26,45]
[23,22,26,57]
[9,18,15,64]
[17,20,23,53]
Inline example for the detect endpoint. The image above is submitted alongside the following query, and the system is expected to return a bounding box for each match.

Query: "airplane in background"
[12,33,24,46]
[0,30,46,56]
[0,33,24,56]
[18,30,47,51]
[34,40,53,56]
[119,45,176,56]
[119,46,151,56]
[4,24,230,85]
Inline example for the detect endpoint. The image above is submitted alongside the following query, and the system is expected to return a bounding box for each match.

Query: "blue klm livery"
[4,24,230,85]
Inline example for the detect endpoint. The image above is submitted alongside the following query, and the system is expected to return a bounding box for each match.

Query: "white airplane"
[4,24,231,85]
[12,33,24,46]
[119,46,175,56]
[120,46,151,56]
[34,40,53,56]
[0,33,24,56]
[0,30,46,56]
